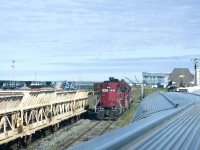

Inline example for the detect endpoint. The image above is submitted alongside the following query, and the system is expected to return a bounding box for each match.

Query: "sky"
[0,0,200,82]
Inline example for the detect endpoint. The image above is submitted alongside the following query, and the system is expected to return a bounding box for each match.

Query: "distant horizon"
[0,66,196,83]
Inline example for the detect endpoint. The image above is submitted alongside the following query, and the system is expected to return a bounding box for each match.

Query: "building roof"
[168,68,194,87]
[72,92,200,150]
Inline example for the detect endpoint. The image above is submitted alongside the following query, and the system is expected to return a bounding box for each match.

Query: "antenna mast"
[11,60,16,81]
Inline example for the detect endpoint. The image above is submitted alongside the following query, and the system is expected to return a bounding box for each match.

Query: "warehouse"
[168,68,194,88]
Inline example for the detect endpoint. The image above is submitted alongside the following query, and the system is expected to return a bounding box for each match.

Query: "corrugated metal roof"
[132,92,195,122]
[72,92,200,150]
[132,104,200,150]
[133,93,176,121]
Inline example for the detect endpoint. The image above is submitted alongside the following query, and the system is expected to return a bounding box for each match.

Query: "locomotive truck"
[94,77,132,119]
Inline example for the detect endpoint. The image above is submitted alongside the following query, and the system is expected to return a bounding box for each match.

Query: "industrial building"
[142,72,169,87]
[168,68,194,88]
[142,67,197,89]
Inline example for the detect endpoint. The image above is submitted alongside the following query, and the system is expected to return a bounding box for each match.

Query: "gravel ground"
[70,120,115,148]
[21,119,120,150]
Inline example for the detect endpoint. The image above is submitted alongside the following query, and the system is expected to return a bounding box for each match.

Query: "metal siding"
[133,93,177,121]
[133,104,200,150]
[72,92,200,150]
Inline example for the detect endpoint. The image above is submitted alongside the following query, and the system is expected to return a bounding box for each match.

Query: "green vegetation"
[118,102,140,127]
[179,79,184,87]
[118,86,168,127]
[143,86,168,97]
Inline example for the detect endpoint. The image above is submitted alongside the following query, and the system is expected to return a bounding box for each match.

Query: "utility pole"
[11,60,16,81]
[193,58,199,86]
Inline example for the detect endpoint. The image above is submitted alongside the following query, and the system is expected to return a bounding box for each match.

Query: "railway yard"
[0,81,166,150]
[21,86,159,150]
[17,92,141,150]
[1,0,199,149]
[2,80,200,150]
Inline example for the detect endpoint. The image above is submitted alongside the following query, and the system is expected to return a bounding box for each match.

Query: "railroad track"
[20,119,116,150]
[60,120,114,150]
[99,121,114,136]
[19,118,84,150]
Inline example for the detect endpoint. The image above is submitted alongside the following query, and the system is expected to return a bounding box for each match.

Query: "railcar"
[94,77,132,119]
[0,90,89,147]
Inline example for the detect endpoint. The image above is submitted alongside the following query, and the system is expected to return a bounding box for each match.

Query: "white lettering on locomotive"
[102,89,108,92]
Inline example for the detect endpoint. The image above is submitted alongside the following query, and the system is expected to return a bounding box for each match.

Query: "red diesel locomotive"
[94,77,132,119]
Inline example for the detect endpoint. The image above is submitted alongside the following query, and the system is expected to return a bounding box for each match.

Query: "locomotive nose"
[106,110,110,115]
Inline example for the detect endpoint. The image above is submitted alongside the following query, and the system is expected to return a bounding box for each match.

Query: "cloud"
[0,0,200,81]
[42,55,197,76]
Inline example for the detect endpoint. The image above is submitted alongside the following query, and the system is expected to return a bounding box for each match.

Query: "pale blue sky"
[0,0,200,82]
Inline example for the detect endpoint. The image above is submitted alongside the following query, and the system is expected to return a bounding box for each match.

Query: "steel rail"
[61,121,101,150]
[99,121,114,136]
